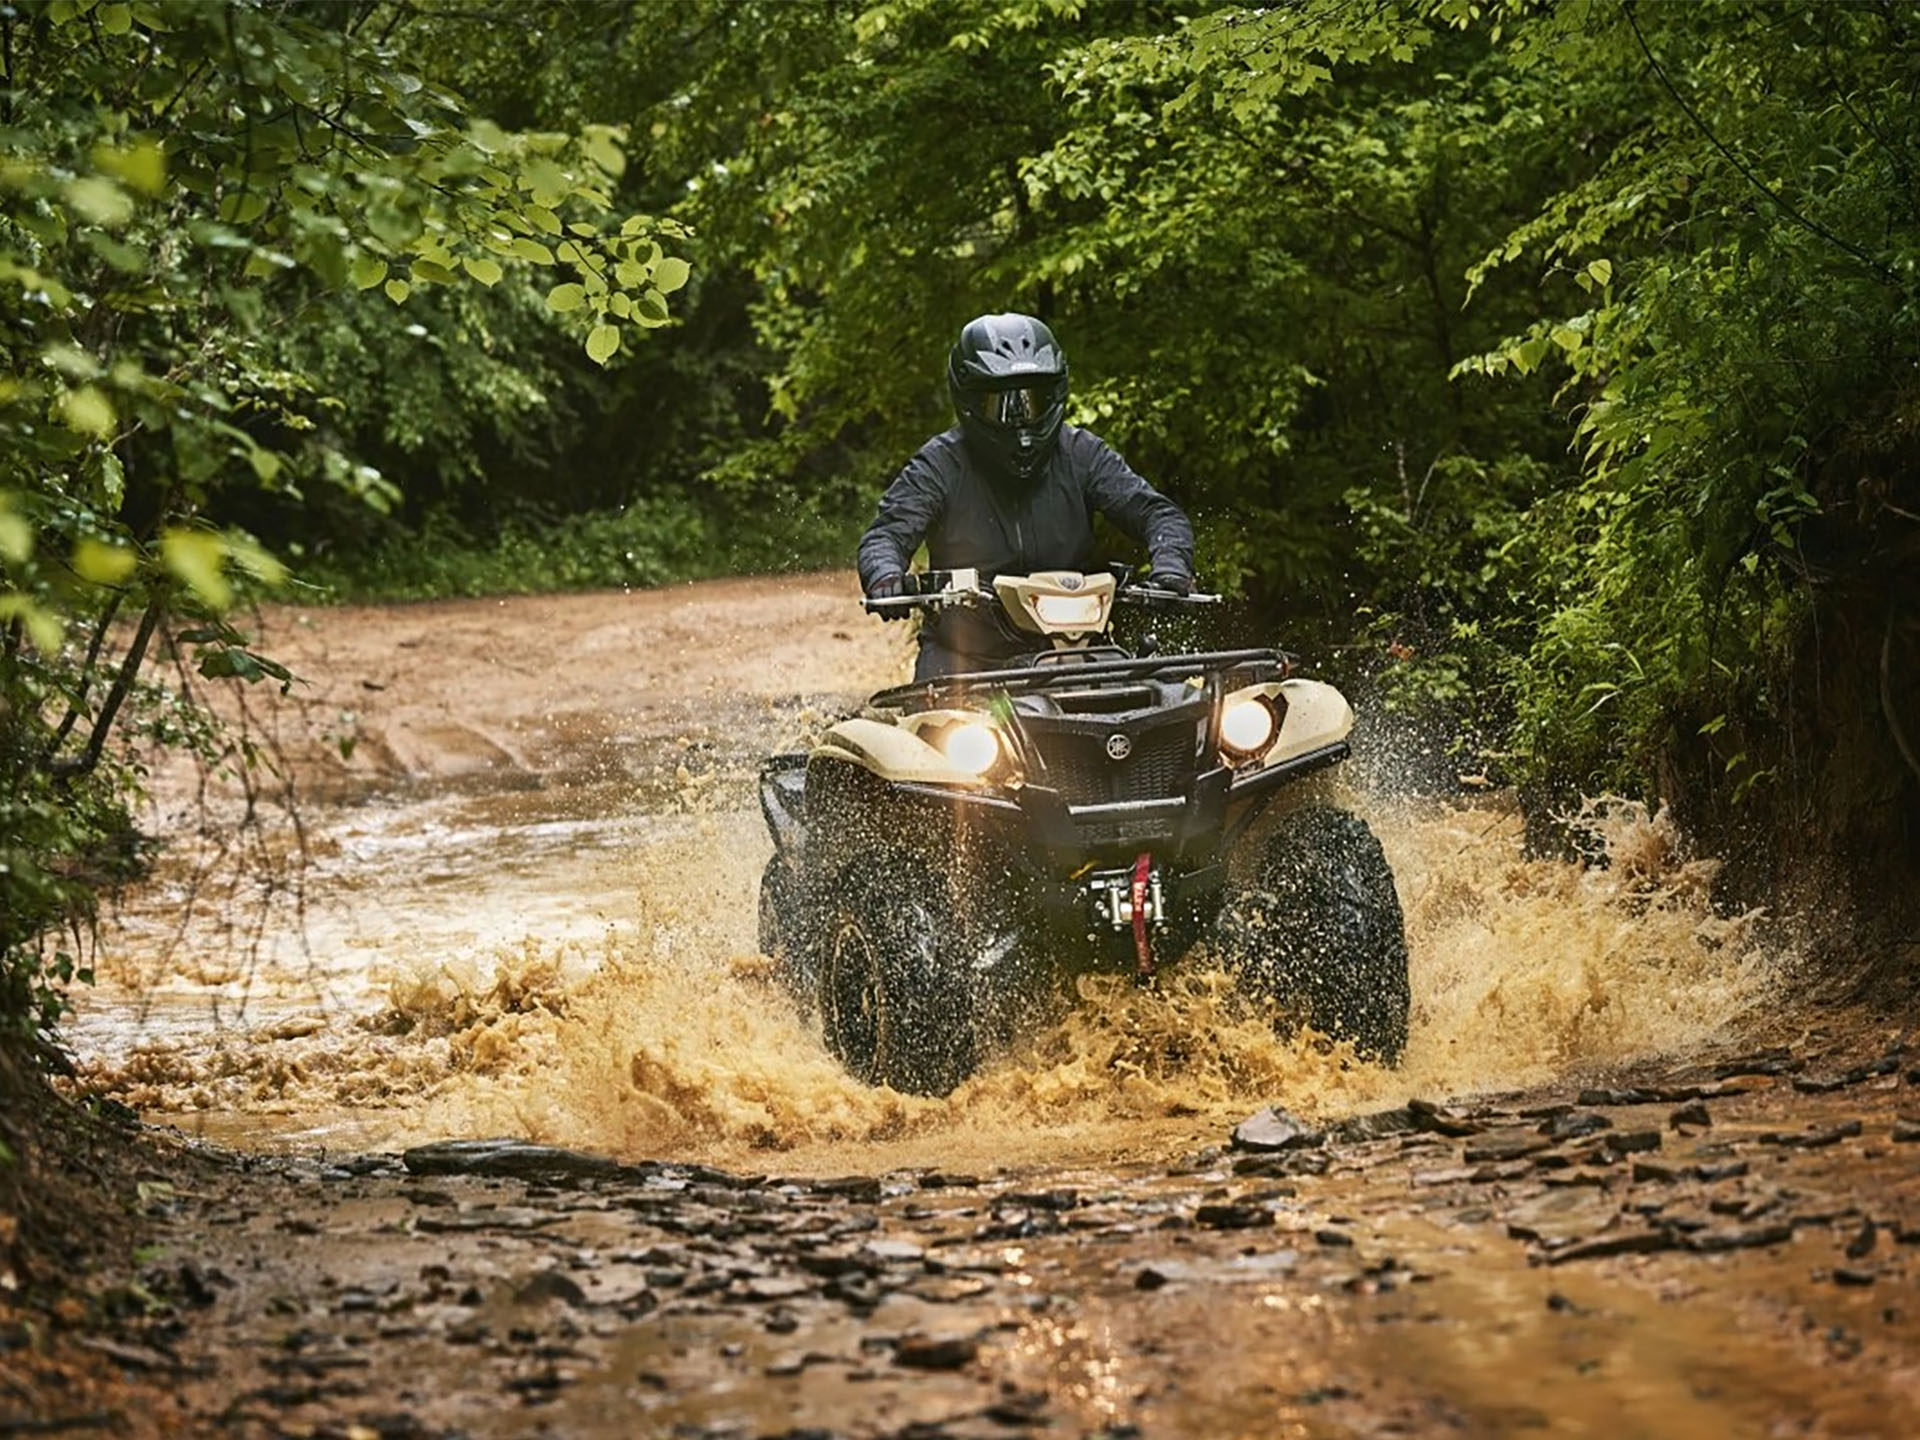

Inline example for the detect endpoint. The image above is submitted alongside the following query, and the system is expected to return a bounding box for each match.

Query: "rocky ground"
[7,1032,1920,1438]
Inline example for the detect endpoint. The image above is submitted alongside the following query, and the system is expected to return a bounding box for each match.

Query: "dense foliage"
[4,0,1916,1040]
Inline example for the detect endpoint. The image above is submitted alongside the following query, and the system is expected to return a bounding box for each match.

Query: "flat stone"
[894,1332,979,1370]
[1539,1112,1613,1141]
[739,1275,814,1302]
[1407,1098,1484,1137]
[1328,1107,1421,1144]
[1231,1106,1325,1153]
[1196,1203,1273,1231]
[1669,1101,1713,1130]
[1757,1121,1863,1149]
[1603,1130,1663,1155]
[403,1139,626,1184]
[1684,1223,1794,1253]
[1506,1188,1621,1247]
[1631,1160,1686,1185]
[1544,1228,1676,1264]
[1463,1133,1554,1164]
[859,1239,926,1266]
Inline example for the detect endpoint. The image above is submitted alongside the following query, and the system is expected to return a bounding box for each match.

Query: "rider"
[858,312,1196,681]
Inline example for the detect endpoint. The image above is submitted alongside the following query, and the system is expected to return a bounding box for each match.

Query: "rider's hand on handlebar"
[867,572,910,618]
[1145,568,1193,597]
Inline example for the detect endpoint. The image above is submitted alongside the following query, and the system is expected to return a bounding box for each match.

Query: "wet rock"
[1327,1107,1421,1144]
[403,1139,626,1184]
[1411,1166,1480,1188]
[859,1238,927,1266]
[1892,1120,1920,1143]
[1793,1056,1900,1093]
[894,1331,980,1370]
[1231,1106,1325,1152]
[1669,1101,1713,1130]
[1757,1120,1863,1149]
[1543,1228,1676,1264]
[1577,1087,1655,1107]
[1232,1150,1329,1179]
[1845,1219,1878,1260]
[1462,1133,1553,1164]
[1538,1111,1612,1141]
[918,1171,984,1189]
[809,1175,884,1203]
[1314,1229,1355,1248]
[1602,1130,1663,1155]
[1506,1188,1621,1247]
[1005,1187,1082,1211]
[907,1276,992,1304]
[737,1275,814,1303]
[1684,1223,1794,1253]
[1195,1203,1272,1231]
[826,1274,883,1309]
[1711,1047,1800,1078]
[413,1206,563,1235]
[515,1271,588,1308]
[1407,1097,1483,1137]
[1693,1160,1748,1183]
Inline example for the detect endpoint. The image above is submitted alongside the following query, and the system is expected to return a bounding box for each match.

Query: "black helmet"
[947,313,1069,482]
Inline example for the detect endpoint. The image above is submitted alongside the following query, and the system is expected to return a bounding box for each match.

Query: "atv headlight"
[1033,592,1107,629]
[1220,695,1279,762]
[940,720,1003,777]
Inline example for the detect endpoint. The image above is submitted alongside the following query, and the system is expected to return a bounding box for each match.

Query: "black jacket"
[857,424,1195,665]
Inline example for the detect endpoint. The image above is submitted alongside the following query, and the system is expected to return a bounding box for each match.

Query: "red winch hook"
[1131,851,1154,981]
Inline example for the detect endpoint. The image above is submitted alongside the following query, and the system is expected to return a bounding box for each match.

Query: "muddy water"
[78,580,1777,1171]
[64,578,1920,1438]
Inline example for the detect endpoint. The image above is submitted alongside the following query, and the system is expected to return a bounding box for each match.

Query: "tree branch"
[1622,0,1903,290]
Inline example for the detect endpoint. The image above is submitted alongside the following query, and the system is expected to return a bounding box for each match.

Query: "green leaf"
[410,259,458,284]
[350,254,389,290]
[511,238,554,264]
[1550,325,1584,354]
[546,282,586,312]
[1586,258,1613,288]
[67,176,136,228]
[161,529,232,610]
[0,504,32,564]
[73,538,136,585]
[585,325,620,365]
[0,594,62,654]
[383,278,411,304]
[93,139,167,197]
[653,255,691,294]
[59,386,116,437]
[462,256,503,286]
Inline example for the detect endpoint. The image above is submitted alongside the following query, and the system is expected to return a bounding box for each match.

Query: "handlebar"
[863,577,1219,616]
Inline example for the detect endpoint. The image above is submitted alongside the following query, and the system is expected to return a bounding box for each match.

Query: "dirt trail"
[8,573,1920,1439]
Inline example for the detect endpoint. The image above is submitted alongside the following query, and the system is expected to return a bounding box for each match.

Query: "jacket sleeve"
[1083,437,1195,579]
[857,444,948,593]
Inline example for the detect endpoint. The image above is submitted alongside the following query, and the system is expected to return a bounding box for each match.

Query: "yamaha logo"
[1105,733,1132,762]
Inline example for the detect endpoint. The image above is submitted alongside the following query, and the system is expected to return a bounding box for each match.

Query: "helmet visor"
[978,383,1055,427]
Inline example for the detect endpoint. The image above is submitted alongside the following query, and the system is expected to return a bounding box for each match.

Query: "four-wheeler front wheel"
[1216,805,1410,1064]
[815,861,979,1097]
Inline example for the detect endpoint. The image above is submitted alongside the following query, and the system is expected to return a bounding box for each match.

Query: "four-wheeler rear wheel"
[814,859,979,1097]
[1216,805,1410,1064]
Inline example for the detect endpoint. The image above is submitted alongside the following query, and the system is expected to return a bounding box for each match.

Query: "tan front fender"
[814,717,987,787]
[1271,678,1354,762]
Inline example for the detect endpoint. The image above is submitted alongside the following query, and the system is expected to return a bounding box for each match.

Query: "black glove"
[1145,568,1193,596]
[867,572,906,600]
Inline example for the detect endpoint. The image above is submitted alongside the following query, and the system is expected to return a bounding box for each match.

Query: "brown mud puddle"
[17,573,1916,1436]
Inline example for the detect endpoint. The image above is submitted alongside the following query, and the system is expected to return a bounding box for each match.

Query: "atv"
[757,568,1409,1095]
